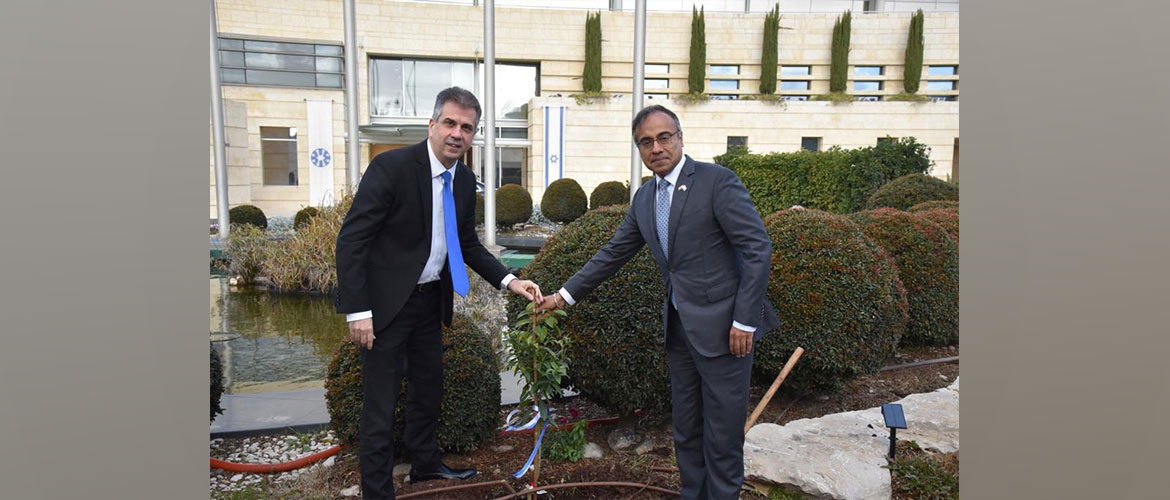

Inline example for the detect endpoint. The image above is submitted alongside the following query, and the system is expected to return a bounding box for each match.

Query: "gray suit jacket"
[563,156,780,357]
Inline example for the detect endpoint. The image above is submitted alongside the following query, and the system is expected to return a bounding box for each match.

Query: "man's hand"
[535,293,565,313]
[349,317,375,350]
[729,325,753,358]
[507,279,543,303]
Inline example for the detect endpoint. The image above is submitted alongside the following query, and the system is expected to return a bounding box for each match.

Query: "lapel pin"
[679,185,687,192]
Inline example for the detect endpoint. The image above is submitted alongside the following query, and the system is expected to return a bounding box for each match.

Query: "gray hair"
[631,104,683,138]
[431,86,482,124]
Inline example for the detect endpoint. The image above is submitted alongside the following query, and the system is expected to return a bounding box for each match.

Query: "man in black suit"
[334,86,542,500]
[537,105,779,499]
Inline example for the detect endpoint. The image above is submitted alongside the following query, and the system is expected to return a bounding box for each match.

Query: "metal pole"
[210,0,231,238]
[629,0,647,201]
[483,0,497,246]
[343,0,361,193]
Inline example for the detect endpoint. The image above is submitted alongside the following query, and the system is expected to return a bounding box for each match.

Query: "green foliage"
[908,200,958,213]
[767,485,809,500]
[760,4,780,95]
[568,91,610,105]
[211,345,225,422]
[887,91,929,102]
[293,206,320,230]
[888,442,959,499]
[813,91,853,104]
[589,180,628,210]
[324,313,501,452]
[712,138,933,215]
[229,204,268,230]
[475,192,485,225]
[583,11,602,93]
[916,208,958,244]
[850,208,959,346]
[262,194,352,293]
[541,178,588,224]
[508,206,671,416]
[506,304,572,422]
[543,420,588,462]
[673,92,710,105]
[497,183,534,228]
[688,6,706,95]
[755,208,907,392]
[903,10,925,94]
[865,173,959,211]
[224,223,267,284]
[830,11,852,93]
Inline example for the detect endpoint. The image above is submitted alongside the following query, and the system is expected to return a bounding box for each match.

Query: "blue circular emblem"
[310,148,331,168]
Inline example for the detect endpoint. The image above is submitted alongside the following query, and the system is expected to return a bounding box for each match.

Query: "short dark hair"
[432,86,482,125]
[631,104,683,139]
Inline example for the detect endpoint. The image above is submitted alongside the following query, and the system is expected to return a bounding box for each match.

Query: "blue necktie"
[656,178,671,259]
[440,171,469,297]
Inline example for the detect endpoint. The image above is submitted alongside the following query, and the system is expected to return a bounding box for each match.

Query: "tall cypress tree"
[582,11,602,93]
[759,4,780,95]
[903,9,925,94]
[830,10,851,93]
[688,6,706,95]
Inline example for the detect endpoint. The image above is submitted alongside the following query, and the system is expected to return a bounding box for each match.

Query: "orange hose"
[211,445,341,474]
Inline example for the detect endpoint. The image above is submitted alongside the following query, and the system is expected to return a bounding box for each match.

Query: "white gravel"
[209,429,337,496]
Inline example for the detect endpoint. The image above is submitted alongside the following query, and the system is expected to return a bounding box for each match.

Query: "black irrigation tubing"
[395,479,681,499]
[879,355,959,372]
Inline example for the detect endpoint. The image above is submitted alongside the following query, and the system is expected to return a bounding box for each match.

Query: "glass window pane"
[219,50,245,68]
[499,147,525,187]
[246,69,316,87]
[645,63,669,74]
[645,93,669,100]
[370,59,403,116]
[928,65,957,76]
[801,137,821,152]
[218,38,243,50]
[781,95,808,101]
[496,64,537,119]
[221,68,246,84]
[710,94,737,100]
[245,52,315,71]
[710,79,739,90]
[317,74,343,88]
[644,78,669,89]
[855,66,883,76]
[316,57,342,73]
[244,39,314,54]
[261,127,298,186]
[499,127,528,139]
[927,80,956,91]
[316,45,343,56]
[930,95,957,102]
[710,65,739,75]
[781,65,811,76]
[853,80,882,91]
[408,60,474,117]
[780,80,810,91]
[855,95,881,101]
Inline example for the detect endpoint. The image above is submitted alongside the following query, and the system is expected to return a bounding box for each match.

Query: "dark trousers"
[666,304,754,500]
[359,284,444,500]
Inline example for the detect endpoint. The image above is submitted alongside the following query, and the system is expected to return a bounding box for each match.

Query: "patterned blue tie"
[440,171,469,297]
[656,178,671,260]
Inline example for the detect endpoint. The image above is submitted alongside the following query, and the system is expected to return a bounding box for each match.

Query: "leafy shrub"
[262,194,351,293]
[589,180,628,210]
[224,223,267,284]
[508,205,671,416]
[211,345,225,422]
[497,184,534,228]
[713,138,932,215]
[324,313,501,452]
[888,441,959,499]
[544,420,588,462]
[755,208,908,392]
[229,204,268,230]
[294,206,320,230]
[850,208,959,346]
[475,192,485,225]
[908,200,958,213]
[865,173,959,211]
[917,208,958,244]
[541,178,588,224]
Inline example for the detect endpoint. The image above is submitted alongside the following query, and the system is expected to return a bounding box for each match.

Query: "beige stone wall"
[210,100,251,219]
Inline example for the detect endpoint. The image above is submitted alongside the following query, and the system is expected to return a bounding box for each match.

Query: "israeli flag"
[306,99,335,207]
[543,106,565,188]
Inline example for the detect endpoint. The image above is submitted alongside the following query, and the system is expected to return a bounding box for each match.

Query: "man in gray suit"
[537,104,780,499]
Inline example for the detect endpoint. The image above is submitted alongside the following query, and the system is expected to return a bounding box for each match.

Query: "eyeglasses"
[635,131,680,151]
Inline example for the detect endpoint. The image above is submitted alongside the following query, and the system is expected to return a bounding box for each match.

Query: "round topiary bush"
[916,208,958,244]
[865,174,959,211]
[507,205,671,416]
[908,200,958,213]
[590,180,628,210]
[475,192,485,225]
[293,206,320,230]
[229,204,268,230]
[541,178,588,224]
[850,208,959,346]
[324,313,501,453]
[754,208,909,393]
[211,345,225,423]
[496,184,533,228]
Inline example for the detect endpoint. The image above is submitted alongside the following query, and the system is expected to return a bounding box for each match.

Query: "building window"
[927,80,957,91]
[645,63,670,74]
[855,66,884,76]
[877,136,897,145]
[369,58,538,119]
[781,65,811,76]
[801,137,822,152]
[854,81,883,92]
[645,93,669,100]
[710,65,740,75]
[710,94,738,100]
[781,95,809,101]
[498,147,526,188]
[218,37,343,88]
[780,80,810,91]
[727,136,748,152]
[261,127,298,186]
[644,78,669,89]
[709,79,739,91]
[930,96,957,102]
[855,95,881,102]
[928,65,958,76]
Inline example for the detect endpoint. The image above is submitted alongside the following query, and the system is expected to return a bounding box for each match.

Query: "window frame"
[218,36,344,89]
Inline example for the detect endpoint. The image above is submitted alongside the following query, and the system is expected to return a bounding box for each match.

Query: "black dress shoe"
[408,462,477,482]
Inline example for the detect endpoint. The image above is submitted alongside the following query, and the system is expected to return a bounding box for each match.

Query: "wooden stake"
[744,347,804,434]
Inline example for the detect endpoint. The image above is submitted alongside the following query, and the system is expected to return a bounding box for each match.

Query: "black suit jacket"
[334,140,508,331]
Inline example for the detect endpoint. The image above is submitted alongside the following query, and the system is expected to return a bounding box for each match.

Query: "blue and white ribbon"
[512,417,550,479]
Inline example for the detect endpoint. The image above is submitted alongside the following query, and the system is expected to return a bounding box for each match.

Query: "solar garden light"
[881,403,907,459]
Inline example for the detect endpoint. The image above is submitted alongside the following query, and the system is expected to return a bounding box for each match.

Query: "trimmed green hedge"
[589,181,628,210]
[211,346,225,423]
[324,314,501,452]
[850,208,959,346]
[755,208,908,392]
[713,138,932,215]
[908,200,958,213]
[475,192,485,225]
[865,173,959,211]
[507,205,671,416]
[229,204,267,230]
[294,206,320,230]
[917,208,958,244]
[497,184,533,228]
[541,178,588,224]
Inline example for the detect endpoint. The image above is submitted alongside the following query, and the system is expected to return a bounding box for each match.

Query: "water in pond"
[210,277,347,394]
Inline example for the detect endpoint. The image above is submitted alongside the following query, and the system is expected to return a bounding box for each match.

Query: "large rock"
[744,378,959,500]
